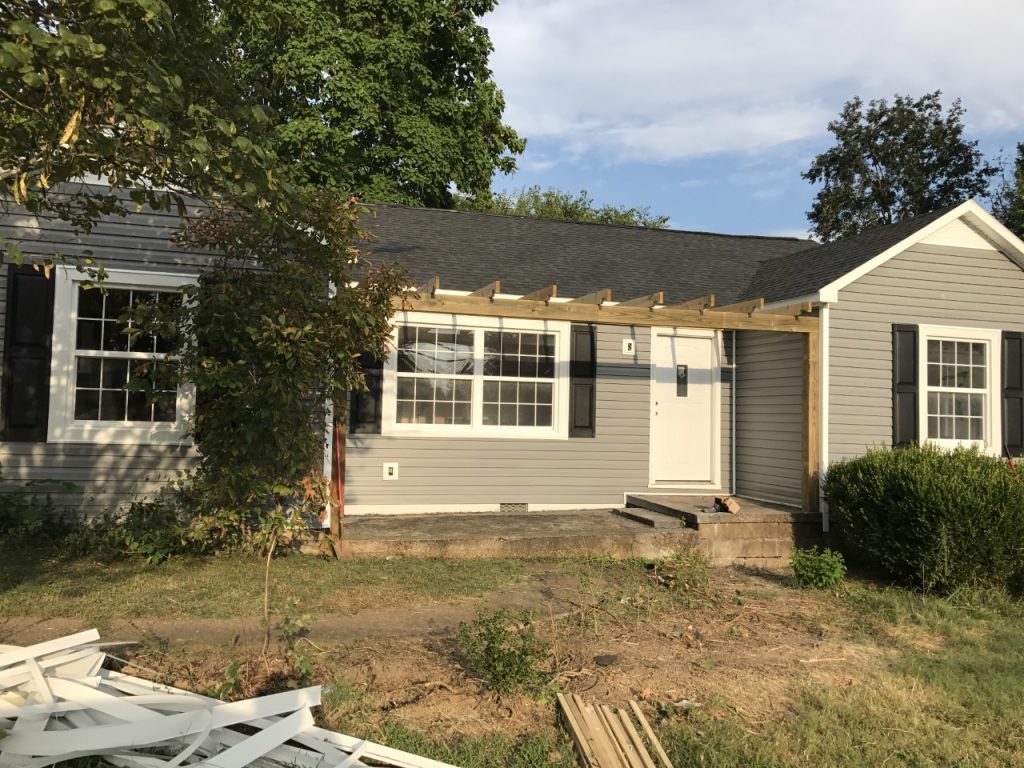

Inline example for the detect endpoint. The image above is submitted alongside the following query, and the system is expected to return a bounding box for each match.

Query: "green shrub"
[791,546,846,589]
[824,444,1024,593]
[456,609,550,695]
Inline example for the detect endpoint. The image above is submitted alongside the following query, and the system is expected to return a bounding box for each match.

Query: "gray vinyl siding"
[734,331,804,506]
[0,199,216,515]
[829,243,1024,461]
[345,326,733,510]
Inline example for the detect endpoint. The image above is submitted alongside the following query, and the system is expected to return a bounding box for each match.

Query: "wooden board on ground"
[557,693,673,768]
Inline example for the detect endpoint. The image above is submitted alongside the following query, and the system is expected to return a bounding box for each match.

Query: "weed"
[214,660,244,699]
[456,609,550,695]
[277,600,315,686]
[791,546,846,589]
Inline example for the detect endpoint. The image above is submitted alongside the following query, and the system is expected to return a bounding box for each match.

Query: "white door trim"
[648,328,722,490]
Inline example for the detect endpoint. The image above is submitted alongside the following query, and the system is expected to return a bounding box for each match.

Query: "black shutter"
[892,324,918,447]
[1002,331,1024,457]
[2,265,56,442]
[349,353,383,434]
[569,324,596,438]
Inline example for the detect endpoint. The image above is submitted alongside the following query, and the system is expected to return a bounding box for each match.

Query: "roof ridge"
[364,202,813,243]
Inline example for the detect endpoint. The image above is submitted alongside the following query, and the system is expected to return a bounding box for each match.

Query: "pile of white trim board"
[0,629,456,768]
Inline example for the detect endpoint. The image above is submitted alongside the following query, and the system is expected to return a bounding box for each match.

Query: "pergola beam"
[394,293,817,333]
[709,297,764,315]
[570,288,612,305]
[519,284,558,302]
[662,294,714,311]
[619,291,664,308]
[468,280,501,298]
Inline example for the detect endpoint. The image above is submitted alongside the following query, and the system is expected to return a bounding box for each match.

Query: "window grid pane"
[482,331,555,427]
[925,338,987,442]
[72,286,179,423]
[73,359,176,423]
[395,325,474,426]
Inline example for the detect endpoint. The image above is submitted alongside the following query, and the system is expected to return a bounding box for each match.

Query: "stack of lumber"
[556,693,673,768]
[0,629,456,768]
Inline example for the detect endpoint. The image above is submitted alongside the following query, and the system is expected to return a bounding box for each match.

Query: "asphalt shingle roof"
[741,206,959,302]
[363,205,814,305]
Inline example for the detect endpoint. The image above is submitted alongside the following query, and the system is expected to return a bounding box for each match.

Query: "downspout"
[819,303,830,532]
[731,330,737,496]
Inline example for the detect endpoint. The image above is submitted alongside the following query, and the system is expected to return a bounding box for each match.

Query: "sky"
[481,0,1024,238]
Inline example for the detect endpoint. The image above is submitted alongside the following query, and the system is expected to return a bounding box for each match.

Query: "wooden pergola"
[392,278,821,513]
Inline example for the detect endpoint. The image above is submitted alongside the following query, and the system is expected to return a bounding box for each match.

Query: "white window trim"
[381,311,571,439]
[48,266,197,445]
[917,324,1002,455]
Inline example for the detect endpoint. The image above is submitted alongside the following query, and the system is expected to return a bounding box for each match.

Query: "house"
[3,195,1024,532]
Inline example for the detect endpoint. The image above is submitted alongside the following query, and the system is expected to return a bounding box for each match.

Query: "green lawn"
[5,540,1022,767]
[0,547,529,621]
[659,585,1024,768]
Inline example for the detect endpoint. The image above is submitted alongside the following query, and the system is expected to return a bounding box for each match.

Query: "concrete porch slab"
[332,508,697,559]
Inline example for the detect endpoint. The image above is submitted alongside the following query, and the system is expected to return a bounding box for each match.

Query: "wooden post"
[802,328,821,514]
[329,402,351,559]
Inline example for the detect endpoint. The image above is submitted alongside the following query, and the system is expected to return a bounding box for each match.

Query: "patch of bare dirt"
[106,566,894,739]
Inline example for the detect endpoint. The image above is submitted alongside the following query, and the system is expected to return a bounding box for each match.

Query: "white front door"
[650,331,718,486]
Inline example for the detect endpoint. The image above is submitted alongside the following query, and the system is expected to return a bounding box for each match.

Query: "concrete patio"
[320,496,823,565]
[335,508,697,559]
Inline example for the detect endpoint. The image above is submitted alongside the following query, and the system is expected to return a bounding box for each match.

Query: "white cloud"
[485,0,1024,163]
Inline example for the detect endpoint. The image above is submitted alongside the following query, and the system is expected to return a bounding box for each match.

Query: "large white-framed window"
[48,266,197,444]
[917,325,1001,452]
[381,312,571,439]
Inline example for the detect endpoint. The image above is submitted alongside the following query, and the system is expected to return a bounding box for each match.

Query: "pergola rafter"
[708,297,764,315]
[570,288,612,305]
[468,280,501,298]
[662,294,714,312]
[618,291,664,308]
[520,284,558,303]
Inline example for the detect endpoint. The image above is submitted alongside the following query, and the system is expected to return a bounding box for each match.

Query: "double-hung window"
[384,313,570,438]
[48,267,196,444]
[918,325,1001,451]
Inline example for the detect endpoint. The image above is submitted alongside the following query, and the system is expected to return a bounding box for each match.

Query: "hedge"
[824,444,1024,593]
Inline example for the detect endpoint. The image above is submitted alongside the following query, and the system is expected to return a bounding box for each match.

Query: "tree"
[992,143,1024,239]
[459,186,669,228]
[1,1,408,560]
[803,92,998,242]
[0,0,293,263]
[218,0,525,208]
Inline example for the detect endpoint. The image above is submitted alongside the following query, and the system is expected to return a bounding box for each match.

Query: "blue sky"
[482,0,1024,238]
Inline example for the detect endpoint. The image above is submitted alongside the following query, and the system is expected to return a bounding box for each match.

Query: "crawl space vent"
[500,502,529,514]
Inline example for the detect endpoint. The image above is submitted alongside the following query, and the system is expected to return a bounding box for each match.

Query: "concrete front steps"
[621,495,822,567]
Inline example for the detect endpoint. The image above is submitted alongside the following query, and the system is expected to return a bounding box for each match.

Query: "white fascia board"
[819,200,1024,302]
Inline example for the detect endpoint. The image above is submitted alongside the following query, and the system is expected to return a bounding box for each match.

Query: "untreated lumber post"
[802,327,821,514]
